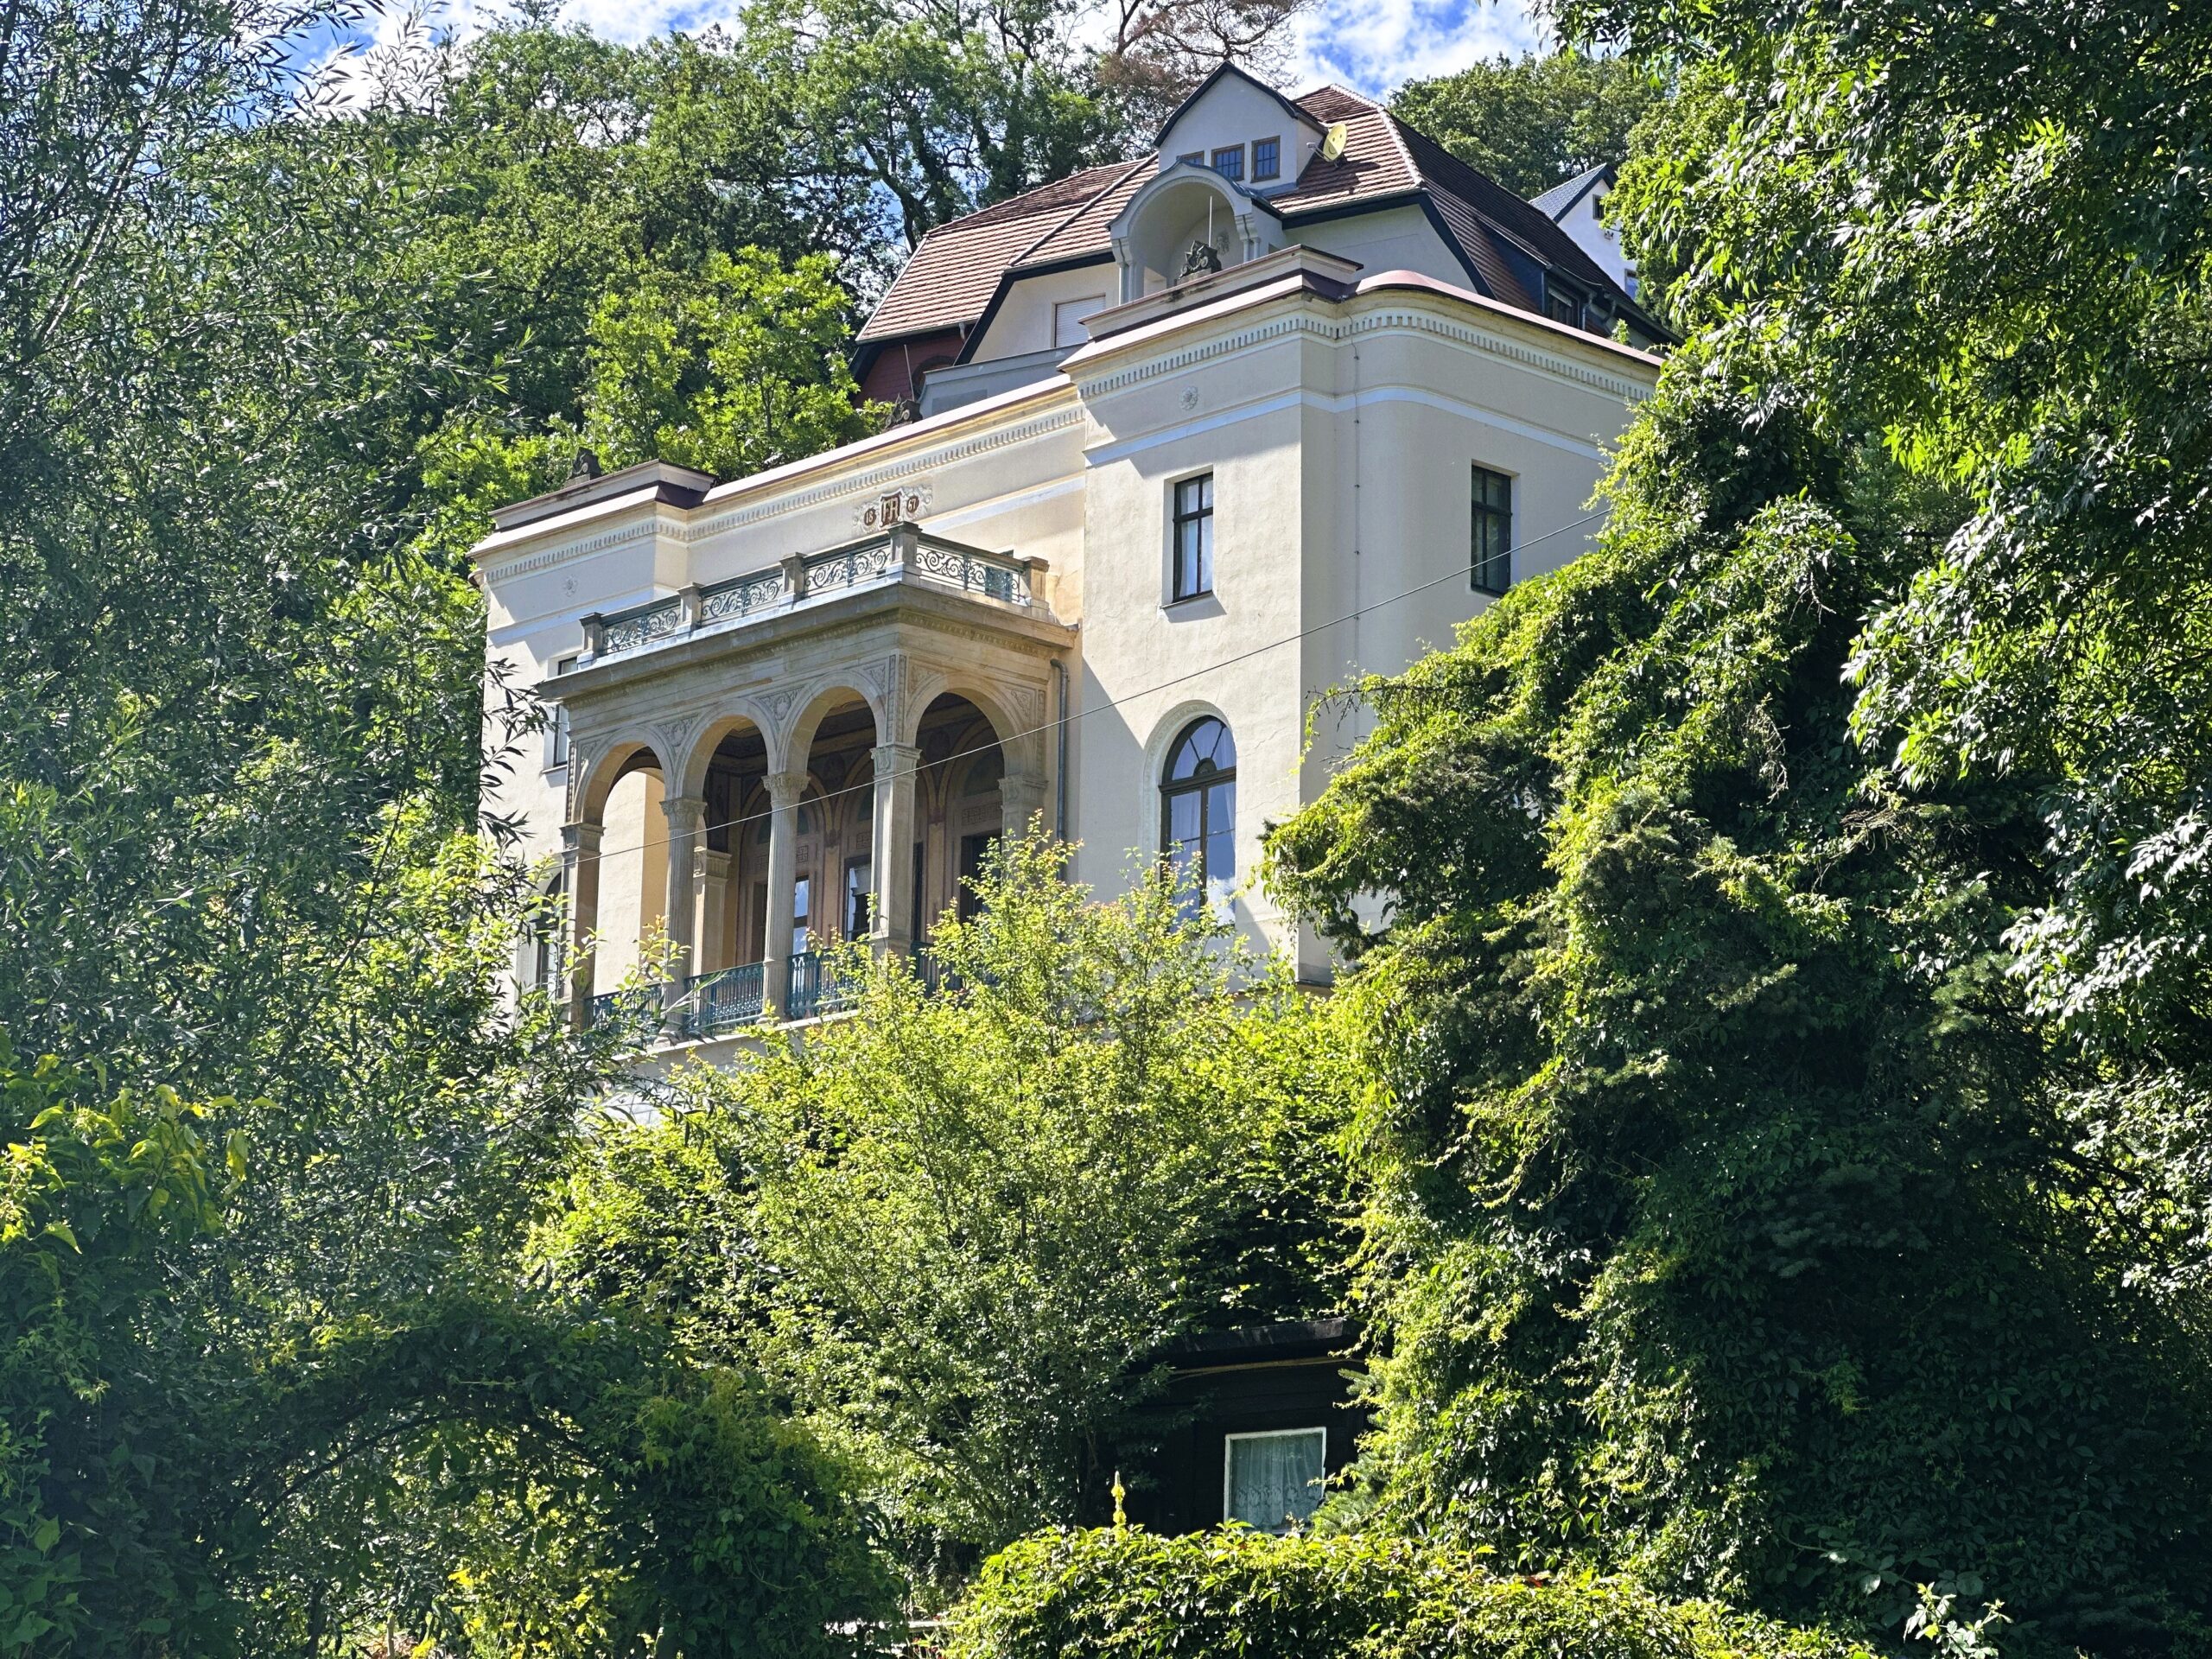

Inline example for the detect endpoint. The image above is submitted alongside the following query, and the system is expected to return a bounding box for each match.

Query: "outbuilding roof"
[858,85,1656,350]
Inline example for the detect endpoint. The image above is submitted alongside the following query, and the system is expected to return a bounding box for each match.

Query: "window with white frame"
[543,656,575,770]
[1053,295,1106,348]
[1224,1428,1326,1532]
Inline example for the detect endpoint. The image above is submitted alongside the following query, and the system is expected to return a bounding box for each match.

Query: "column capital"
[1000,772,1048,835]
[765,769,810,807]
[660,792,709,831]
[870,741,922,770]
[561,820,603,855]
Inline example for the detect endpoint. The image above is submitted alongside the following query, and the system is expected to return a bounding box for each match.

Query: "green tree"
[1269,0,2212,1647]
[546,838,1354,1588]
[734,0,1121,247]
[0,1040,237,1654]
[1389,51,1664,198]
[582,249,880,479]
[0,3,901,1642]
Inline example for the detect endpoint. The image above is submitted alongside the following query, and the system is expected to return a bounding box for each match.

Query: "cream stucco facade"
[475,73,1660,1059]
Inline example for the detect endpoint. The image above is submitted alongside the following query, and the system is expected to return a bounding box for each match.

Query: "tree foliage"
[1269,0,2212,1650]
[1389,51,1665,198]
[0,3,901,1647]
[543,838,1355,1591]
[948,1529,1878,1659]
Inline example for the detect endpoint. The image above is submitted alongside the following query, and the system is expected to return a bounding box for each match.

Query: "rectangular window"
[1172,473,1214,601]
[1177,150,1205,166]
[1471,465,1513,595]
[844,856,873,940]
[957,833,995,921]
[530,871,565,993]
[1211,144,1244,181]
[1252,136,1281,181]
[543,657,575,769]
[790,874,811,957]
[1224,1428,1326,1533]
[1544,280,1583,327]
[1053,295,1106,348]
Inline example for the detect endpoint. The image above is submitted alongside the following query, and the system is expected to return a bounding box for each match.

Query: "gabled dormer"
[1153,62,1326,198]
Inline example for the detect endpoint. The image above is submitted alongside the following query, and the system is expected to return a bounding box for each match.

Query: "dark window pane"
[1471,465,1514,595]
[845,858,872,938]
[1253,137,1280,181]
[1161,720,1237,901]
[1211,145,1244,181]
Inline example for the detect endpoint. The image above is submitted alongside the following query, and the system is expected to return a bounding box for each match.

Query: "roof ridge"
[1294,82,1381,111]
[1010,156,1150,267]
[938,157,1145,232]
[1376,102,1425,190]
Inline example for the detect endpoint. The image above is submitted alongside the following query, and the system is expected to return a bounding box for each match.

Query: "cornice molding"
[479,404,1084,586]
[681,403,1086,546]
[1071,297,1653,405]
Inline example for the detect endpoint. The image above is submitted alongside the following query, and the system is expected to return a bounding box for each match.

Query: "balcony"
[581,946,977,1046]
[588,950,861,1042]
[567,524,1045,673]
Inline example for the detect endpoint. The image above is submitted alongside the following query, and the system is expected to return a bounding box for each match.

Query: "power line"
[561,506,1608,869]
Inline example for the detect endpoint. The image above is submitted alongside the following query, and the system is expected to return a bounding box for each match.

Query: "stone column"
[761,769,807,1016]
[561,821,602,1028]
[659,794,707,1027]
[870,742,921,954]
[999,770,1049,841]
[696,848,734,977]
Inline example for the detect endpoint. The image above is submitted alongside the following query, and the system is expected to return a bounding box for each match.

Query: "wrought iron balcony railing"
[585,945,952,1039]
[683,961,767,1037]
[784,949,854,1022]
[571,524,1044,667]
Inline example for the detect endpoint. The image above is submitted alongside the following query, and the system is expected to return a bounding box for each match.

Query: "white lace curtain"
[1226,1430,1325,1532]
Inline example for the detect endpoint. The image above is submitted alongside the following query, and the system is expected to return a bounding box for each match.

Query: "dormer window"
[1252,137,1281,181]
[1544,279,1586,329]
[1211,144,1245,182]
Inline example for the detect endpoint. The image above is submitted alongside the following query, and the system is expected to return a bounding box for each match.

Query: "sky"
[318,0,1552,107]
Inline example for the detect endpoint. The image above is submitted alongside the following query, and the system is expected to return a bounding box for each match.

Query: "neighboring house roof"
[1530,162,1615,221]
[858,86,1654,351]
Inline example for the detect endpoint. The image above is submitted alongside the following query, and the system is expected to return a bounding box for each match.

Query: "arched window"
[1160,717,1236,901]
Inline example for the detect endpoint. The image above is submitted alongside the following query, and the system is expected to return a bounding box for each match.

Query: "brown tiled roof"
[855,161,1145,344]
[857,85,1650,348]
[1014,162,1151,269]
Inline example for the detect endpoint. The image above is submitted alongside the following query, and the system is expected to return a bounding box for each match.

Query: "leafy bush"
[550,836,1356,1589]
[946,1529,1873,1659]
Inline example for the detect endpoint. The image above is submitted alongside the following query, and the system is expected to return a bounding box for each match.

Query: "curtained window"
[1224,1428,1326,1532]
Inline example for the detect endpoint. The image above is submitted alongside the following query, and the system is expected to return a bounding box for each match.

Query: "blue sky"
[316,0,1550,106]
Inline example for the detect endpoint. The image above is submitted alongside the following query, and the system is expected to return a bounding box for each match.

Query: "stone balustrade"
[570,523,1042,671]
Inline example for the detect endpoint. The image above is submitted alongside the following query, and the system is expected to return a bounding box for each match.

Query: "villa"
[474,66,1663,1059]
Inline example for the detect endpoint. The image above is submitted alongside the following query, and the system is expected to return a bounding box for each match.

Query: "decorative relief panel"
[854,480,931,531]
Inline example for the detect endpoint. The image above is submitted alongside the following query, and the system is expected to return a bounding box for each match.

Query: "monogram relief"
[854,480,930,530]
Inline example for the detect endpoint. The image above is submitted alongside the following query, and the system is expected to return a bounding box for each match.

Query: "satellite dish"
[1319,121,1348,163]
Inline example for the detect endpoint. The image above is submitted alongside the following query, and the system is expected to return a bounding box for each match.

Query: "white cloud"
[1294,0,1549,99]
[302,0,1531,115]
